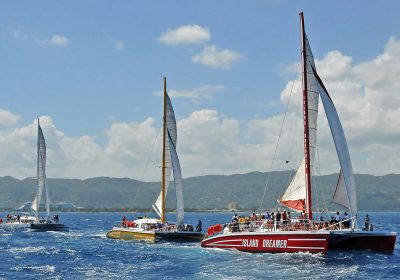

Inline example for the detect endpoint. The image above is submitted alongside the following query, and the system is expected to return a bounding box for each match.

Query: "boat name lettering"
[263,239,287,248]
[242,239,259,247]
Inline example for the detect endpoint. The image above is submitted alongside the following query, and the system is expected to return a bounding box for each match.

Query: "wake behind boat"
[106,78,203,242]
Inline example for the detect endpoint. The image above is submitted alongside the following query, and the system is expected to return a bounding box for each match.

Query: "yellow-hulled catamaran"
[106,78,203,243]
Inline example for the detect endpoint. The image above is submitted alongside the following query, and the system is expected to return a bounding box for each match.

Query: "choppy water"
[0,212,399,279]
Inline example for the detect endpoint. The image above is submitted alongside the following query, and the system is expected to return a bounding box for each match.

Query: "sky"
[0,1,399,180]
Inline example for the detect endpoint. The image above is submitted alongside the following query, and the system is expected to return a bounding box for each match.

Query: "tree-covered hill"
[0,172,399,212]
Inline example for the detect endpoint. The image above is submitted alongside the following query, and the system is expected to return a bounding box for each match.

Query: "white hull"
[0,222,31,231]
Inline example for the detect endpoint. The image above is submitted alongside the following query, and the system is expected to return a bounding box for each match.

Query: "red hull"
[329,230,397,254]
[201,231,329,254]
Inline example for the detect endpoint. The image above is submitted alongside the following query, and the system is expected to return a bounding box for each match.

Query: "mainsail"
[152,92,185,224]
[278,31,319,212]
[311,66,357,216]
[168,133,184,224]
[31,120,50,219]
[279,14,356,218]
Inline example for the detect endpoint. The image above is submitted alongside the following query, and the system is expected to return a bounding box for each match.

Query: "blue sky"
[1,1,400,179]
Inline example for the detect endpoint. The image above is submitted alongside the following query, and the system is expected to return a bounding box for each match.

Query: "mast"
[300,12,313,220]
[161,77,167,224]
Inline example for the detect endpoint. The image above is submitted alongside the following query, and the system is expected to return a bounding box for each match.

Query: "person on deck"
[334,211,341,222]
[232,213,238,223]
[282,211,287,225]
[196,220,202,232]
[299,212,304,222]
[343,212,350,228]
[276,211,281,223]
[364,214,370,231]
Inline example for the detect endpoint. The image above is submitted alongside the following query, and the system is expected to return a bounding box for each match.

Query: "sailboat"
[201,14,333,254]
[276,13,396,254]
[29,119,69,232]
[278,13,397,254]
[106,77,204,242]
[201,13,397,254]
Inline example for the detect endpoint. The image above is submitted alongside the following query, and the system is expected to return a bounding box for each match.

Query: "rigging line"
[315,141,329,218]
[132,121,163,210]
[258,52,301,211]
[284,76,303,191]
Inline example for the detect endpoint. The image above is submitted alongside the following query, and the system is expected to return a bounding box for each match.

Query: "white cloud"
[157,25,210,45]
[49,35,69,46]
[153,85,226,102]
[192,45,244,69]
[1,37,400,179]
[0,109,21,126]
[12,30,69,47]
[278,36,400,175]
[115,41,125,51]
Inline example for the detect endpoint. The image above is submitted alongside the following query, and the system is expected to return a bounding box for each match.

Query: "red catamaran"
[284,12,396,254]
[201,12,333,254]
[202,12,396,254]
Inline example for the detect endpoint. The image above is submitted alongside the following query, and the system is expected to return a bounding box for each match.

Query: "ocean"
[0,212,399,279]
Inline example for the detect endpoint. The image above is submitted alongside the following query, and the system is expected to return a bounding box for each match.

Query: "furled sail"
[311,66,357,216]
[31,120,50,218]
[278,33,319,211]
[152,93,178,218]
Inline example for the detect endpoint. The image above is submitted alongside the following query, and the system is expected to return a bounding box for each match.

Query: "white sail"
[332,170,351,209]
[305,34,319,168]
[31,121,50,218]
[279,33,319,210]
[152,93,178,218]
[312,66,357,216]
[168,135,184,224]
[278,159,306,212]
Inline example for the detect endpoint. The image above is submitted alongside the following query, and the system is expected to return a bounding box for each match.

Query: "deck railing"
[206,216,360,238]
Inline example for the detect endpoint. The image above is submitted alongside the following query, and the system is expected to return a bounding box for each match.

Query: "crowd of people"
[0,213,60,225]
[223,210,356,233]
[120,216,202,232]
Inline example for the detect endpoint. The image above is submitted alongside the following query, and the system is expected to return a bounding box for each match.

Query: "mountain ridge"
[0,171,399,212]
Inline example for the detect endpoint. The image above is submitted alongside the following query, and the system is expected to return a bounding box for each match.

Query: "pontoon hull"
[106,228,156,242]
[30,223,69,232]
[0,223,31,231]
[201,231,330,254]
[329,230,397,254]
[156,231,204,242]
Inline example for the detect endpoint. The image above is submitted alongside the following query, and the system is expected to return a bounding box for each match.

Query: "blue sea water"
[0,212,399,279]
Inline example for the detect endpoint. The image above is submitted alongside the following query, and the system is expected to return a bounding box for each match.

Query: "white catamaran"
[29,119,69,232]
[106,77,203,242]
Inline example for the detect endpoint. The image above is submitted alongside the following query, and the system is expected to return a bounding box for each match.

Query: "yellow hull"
[106,229,156,243]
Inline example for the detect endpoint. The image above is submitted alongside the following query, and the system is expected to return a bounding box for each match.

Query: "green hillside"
[0,172,399,212]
